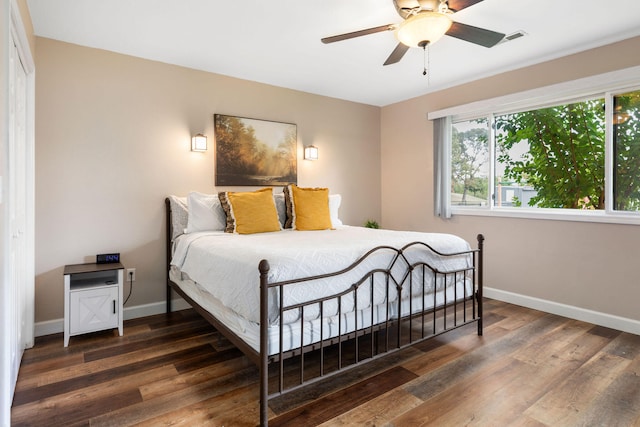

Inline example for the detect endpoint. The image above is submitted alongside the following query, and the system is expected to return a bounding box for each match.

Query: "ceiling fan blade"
[446,0,484,12]
[446,21,505,47]
[321,24,396,44]
[383,43,410,66]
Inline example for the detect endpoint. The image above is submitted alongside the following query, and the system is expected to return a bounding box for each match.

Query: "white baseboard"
[485,287,640,336]
[121,299,192,321]
[34,319,64,338]
[34,298,192,338]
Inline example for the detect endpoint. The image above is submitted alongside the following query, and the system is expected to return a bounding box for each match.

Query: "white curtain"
[433,116,452,218]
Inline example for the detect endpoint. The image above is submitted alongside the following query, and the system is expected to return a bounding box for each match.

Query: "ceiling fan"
[321,0,505,66]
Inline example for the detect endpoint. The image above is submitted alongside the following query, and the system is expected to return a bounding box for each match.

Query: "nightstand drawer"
[69,285,119,335]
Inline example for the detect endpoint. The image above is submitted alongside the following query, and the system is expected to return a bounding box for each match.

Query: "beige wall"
[34,38,381,323]
[381,36,640,323]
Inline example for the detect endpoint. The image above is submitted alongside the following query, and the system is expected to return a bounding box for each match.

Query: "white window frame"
[429,65,640,225]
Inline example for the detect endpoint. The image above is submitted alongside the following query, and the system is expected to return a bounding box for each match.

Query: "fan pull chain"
[421,42,430,84]
[423,44,427,76]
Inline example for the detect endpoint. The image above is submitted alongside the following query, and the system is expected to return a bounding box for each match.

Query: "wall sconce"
[191,133,207,152]
[304,145,318,161]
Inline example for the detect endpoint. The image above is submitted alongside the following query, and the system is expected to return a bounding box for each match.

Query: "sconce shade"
[191,133,207,152]
[304,145,319,160]
[396,12,452,48]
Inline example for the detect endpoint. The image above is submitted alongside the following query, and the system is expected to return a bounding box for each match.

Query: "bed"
[165,189,484,426]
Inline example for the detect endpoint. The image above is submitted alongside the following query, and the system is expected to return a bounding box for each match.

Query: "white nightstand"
[63,262,124,347]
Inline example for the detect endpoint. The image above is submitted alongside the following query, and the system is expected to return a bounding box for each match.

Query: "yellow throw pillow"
[287,184,332,231]
[218,188,281,234]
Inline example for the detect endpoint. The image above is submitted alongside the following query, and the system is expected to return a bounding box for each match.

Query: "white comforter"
[171,226,472,325]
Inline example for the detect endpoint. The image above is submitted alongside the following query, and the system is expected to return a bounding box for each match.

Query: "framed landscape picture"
[214,114,297,186]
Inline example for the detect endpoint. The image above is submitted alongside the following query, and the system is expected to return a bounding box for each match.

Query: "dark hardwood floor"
[11,299,640,426]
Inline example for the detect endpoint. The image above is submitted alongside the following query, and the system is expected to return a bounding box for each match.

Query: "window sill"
[451,206,640,225]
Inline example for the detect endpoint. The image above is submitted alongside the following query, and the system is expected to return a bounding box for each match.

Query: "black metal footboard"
[258,234,484,426]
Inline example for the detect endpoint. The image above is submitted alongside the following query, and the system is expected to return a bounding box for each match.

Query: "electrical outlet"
[127,268,136,282]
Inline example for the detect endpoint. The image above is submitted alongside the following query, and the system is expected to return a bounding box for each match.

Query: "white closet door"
[2,4,35,424]
[7,32,27,398]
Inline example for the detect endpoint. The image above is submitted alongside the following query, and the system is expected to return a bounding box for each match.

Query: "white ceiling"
[26,0,640,107]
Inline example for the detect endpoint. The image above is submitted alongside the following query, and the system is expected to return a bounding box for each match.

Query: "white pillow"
[273,193,287,227]
[186,192,227,233]
[329,194,343,227]
[168,195,188,240]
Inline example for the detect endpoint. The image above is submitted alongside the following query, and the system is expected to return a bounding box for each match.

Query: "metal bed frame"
[165,198,484,426]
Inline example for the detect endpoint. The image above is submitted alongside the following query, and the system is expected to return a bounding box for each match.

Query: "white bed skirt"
[171,267,473,356]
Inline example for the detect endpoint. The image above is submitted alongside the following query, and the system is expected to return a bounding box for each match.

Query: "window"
[451,119,489,207]
[493,97,606,210]
[431,66,640,223]
[613,90,640,212]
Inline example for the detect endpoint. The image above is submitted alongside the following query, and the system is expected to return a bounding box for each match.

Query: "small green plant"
[364,219,380,229]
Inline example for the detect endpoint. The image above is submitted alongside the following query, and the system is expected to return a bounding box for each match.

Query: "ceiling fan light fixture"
[396,11,452,48]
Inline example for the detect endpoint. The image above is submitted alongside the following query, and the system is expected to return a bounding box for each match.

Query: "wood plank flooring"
[11,299,640,426]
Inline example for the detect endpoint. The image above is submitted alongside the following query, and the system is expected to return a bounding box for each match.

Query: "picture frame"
[214,114,297,186]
